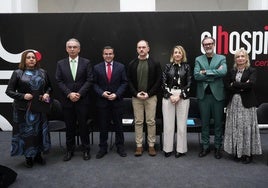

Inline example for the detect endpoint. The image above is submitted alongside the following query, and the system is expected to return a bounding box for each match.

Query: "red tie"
[107,62,112,82]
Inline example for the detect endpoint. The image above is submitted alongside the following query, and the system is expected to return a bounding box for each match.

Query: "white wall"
[38,0,249,13]
[38,0,119,13]
[156,0,247,11]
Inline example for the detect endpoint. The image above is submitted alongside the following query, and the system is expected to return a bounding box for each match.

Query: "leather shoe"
[198,148,210,157]
[214,148,222,159]
[134,147,143,157]
[175,152,185,158]
[63,151,74,161]
[25,157,33,168]
[164,152,172,157]
[96,150,107,159]
[34,153,46,165]
[117,148,127,157]
[83,151,91,160]
[148,146,157,156]
[233,155,241,162]
[242,155,252,164]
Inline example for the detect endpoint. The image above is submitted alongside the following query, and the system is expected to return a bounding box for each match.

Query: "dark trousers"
[198,94,225,149]
[97,105,124,151]
[63,104,90,152]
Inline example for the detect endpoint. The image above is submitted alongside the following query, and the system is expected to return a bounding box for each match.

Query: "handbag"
[29,95,52,113]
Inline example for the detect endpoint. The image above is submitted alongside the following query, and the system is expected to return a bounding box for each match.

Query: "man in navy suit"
[56,38,92,161]
[93,46,128,159]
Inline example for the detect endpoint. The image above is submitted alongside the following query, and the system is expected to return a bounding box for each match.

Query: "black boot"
[25,157,33,168]
[34,152,46,165]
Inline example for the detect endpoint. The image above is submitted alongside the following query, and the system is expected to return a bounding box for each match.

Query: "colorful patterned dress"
[6,69,51,158]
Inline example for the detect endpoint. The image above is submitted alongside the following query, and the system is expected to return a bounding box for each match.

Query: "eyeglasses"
[203,43,214,47]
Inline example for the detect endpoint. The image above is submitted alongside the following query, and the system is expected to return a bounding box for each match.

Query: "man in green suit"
[194,37,227,159]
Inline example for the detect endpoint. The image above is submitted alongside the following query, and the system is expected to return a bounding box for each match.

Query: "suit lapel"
[65,58,74,80]
[201,55,210,69]
[101,62,109,83]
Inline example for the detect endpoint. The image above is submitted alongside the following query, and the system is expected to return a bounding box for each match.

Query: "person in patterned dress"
[6,50,52,168]
[224,48,262,164]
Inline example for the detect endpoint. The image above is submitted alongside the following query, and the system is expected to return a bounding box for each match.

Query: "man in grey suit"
[194,36,227,159]
[56,38,92,161]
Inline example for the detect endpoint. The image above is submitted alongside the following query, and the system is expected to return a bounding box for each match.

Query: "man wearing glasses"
[194,36,227,159]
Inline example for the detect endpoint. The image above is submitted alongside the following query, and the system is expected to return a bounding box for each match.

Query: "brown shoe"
[134,147,143,157]
[148,146,156,156]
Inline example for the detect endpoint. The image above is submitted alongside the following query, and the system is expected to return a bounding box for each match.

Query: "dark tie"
[107,62,112,82]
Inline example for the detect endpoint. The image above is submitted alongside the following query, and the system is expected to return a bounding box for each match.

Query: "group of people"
[5,37,262,168]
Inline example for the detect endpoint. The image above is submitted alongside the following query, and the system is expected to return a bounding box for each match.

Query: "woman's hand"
[170,95,180,104]
[42,93,50,103]
[24,93,33,100]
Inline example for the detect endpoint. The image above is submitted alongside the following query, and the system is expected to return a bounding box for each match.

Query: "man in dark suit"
[56,38,92,161]
[92,46,128,159]
[194,36,227,159]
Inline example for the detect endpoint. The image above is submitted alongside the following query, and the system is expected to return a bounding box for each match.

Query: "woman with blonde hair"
[162,45,191,158]
[224,48,262,164]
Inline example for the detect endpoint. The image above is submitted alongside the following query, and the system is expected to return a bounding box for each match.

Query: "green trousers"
[198,94,225,149]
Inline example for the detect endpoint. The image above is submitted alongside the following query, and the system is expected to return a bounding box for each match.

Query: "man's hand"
[137,91,148,100]
[69,92,80,102]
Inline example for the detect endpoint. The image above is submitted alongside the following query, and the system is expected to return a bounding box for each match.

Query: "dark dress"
[6,69,52,158]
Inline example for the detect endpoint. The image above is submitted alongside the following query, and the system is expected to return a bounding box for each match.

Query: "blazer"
[194,54,227,101]
[93,61,128,108]
[127,57,162,97]
[55,57,92,107]
[162,62,192,99]
[225,67,257,108]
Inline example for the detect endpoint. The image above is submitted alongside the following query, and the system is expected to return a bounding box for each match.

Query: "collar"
[69,56,79,63]
[138,54,149,60]
[106,61,113,65]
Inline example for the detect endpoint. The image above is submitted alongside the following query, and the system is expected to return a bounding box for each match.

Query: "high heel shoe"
[25,157,33,168]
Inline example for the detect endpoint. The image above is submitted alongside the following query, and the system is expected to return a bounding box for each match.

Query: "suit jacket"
[225,67,257,108]
[93,61,128,108]
[194,54,227,101]
[55,57,92,107]
[127,57,162,97]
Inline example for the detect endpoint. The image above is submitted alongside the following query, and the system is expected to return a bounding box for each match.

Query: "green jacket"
[194,54,227,101]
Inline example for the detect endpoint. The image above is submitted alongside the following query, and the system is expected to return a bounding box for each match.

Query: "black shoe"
[164,152,172,158]
[233,155,241,162]
[25,157,33,168]
[34,153,46,165]
[83,151,91,160]
[63,151,74,161]
[175,152,185,158]
[96,150,107,159]
[199,148,210,157]
[242,155,252,164]
[117,148,127,157]
[214,148,222,159]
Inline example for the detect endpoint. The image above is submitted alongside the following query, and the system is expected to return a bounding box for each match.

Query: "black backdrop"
[1,11,268,127]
